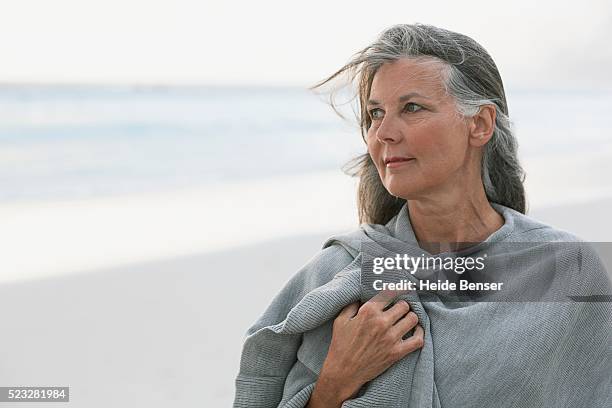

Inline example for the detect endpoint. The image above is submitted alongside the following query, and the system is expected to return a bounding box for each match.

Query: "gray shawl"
[233,203,612,407]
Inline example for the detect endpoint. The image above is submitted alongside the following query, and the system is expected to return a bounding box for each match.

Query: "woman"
[233,24,612,408]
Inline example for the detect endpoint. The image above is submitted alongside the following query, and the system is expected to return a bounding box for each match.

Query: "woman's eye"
[369,109,384,120]
[369,103,422,120]
[404,102,422,113]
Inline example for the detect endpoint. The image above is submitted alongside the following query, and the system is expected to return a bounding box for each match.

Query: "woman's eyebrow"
[367,92,429,106]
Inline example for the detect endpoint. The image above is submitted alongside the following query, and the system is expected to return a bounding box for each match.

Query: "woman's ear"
[468,104,496,147]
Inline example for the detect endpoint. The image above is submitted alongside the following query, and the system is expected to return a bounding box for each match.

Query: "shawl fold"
[234,203,612,407]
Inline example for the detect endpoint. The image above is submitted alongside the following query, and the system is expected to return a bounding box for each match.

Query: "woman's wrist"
[307,366,362,407]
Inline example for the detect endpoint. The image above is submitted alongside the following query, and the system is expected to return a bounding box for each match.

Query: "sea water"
[1,85,611,204]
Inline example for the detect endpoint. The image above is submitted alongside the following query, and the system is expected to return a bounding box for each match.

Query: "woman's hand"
[307,290,424,407]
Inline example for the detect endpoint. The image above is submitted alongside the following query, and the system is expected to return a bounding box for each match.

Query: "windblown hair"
[309,23,527,224]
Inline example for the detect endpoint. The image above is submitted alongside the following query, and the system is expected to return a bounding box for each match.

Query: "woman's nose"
[375,117,403,144]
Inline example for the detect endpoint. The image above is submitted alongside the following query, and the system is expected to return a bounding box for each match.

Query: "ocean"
[1,85,611,204]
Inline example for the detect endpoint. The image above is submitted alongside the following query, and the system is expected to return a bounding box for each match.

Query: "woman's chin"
[386,188,420,201]
[384,180,422,200]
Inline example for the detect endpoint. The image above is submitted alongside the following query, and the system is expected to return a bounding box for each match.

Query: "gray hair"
[310,23,527,224]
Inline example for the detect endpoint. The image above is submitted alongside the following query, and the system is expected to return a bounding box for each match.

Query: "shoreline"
[1,167,611,284]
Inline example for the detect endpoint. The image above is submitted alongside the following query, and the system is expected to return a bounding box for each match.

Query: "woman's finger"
[384,299,411,324]
[369,289,412,311]
[396,324,425,356]
[390,311,419,339]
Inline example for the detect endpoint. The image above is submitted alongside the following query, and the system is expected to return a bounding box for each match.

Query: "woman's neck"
[406,193,504,255]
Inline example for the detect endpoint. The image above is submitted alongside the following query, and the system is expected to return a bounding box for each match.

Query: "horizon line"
[0,81,610,94]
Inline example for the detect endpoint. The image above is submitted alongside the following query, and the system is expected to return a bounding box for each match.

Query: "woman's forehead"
[369,58,448,101]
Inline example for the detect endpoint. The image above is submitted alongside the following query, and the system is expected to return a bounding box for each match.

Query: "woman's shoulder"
[248,230,362,333]
[292,241,356,289]
[294,226,368,287]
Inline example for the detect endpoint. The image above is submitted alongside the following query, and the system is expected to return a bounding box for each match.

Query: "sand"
[1,169,611,407]
[0,232,333,407]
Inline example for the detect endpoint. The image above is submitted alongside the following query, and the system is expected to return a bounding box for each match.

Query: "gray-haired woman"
[233,24,612,408]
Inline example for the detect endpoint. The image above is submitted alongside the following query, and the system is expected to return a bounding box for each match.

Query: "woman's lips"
[385,158,415,168]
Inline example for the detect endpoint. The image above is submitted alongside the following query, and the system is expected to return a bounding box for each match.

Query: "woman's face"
[366,58,475,200]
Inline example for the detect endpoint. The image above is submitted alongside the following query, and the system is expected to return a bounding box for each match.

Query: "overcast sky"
[1,0,610,88]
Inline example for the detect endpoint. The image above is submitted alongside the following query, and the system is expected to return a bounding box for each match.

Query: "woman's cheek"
[366,139,382,164]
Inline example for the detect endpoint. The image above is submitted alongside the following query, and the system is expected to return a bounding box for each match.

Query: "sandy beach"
[1,193,612,407]
[0,232,335,407]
